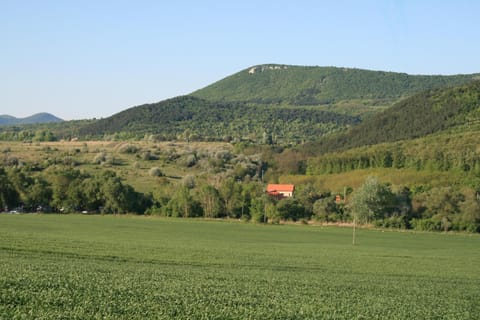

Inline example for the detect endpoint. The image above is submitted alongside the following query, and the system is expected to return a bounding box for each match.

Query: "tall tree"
[350,176,396,224]
[219,178,243,218]
[197,184,222,218]
[166,186,196,218]
[0,168,19,210]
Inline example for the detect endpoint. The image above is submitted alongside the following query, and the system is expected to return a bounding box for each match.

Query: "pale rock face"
[248,65,288,74]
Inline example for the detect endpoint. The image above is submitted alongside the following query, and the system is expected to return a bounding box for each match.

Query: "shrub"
[132,161,141,169]
[149,167,164,177]
[184,154,197,167]
[93,152,106,164]
[3,156,19,166]
[215,150,232,161]
[63,156,79,167]
[411,218,441,231]
[118,143,140,154]
[182,175,196,189]
[140,151,159,161]
[103,154,120,166]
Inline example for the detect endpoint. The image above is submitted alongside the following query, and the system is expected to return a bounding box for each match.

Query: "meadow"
[0,214,479,319]
[0,140,236,196]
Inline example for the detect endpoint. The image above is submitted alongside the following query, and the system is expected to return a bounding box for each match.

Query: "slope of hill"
[79,96,359,142]
[192,64,479,115]
[0,113,63,126]
[304,80,480,154]
[0,115,17,125]
[306,126,480,177]
[76,66,480,142]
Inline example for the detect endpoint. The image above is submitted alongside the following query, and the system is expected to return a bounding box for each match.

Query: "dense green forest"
[305,80,480,154]
[305,128,480,176]
[77,96,359,143]
[193,64,479,108]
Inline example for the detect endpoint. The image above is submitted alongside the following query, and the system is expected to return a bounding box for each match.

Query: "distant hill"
[192,64,480,116]
[0,113,63,126]
[305,80,480,154]
[79,96,359,142]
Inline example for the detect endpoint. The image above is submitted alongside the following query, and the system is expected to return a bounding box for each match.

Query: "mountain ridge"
[76,65,480,142]
[0,113,63,126]
[6,64,480,144]
[192,64,480,115]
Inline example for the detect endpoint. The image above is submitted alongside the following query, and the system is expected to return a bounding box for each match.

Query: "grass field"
[0,215,479,319]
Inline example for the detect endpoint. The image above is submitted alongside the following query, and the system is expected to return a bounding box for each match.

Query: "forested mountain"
[78,96,359,142]
[76,66,479,142]
[0,113,63,126]
[192,64,479,111]
[4,66,479,144]
[305,80,480,154]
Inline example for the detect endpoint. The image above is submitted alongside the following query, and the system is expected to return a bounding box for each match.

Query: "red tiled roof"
[266,184,295,192]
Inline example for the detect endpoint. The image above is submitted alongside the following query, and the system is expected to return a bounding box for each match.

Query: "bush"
[374,215,407,229]
[145,205,163,215]
[117,143,140,154]
[132,161,141,169]
[276,198,307,221]
[312,197,337,222]
[93,152,106,164]
[215,150,232,161]
[182,175,196,189]
[103,154,120,166]
[3,156,19,166]
[411,218,441,231]
[140,151,159,161]
[63,156,79,167]
[149,167,164,177]
[184,154,197,167]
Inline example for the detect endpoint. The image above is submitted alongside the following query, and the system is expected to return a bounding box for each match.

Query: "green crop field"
[0,215,479,319]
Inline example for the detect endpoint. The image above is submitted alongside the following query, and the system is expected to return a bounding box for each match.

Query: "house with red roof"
[266,184,295,199]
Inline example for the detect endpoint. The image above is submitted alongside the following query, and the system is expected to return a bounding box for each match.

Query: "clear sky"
[2,0,480,120]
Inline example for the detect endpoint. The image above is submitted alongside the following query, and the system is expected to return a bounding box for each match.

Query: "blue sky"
[2,0,480,120]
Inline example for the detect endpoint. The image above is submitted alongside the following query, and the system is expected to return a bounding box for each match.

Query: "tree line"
[306,145,480,177]
[1,165,479,232]
[349,177,480,233]
[0,167,150,214]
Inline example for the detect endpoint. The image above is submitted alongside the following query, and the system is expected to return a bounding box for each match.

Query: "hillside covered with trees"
[4,66,479,144]
[78,96,359,143]
[304,80,480,154]
[193,64,479,110]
